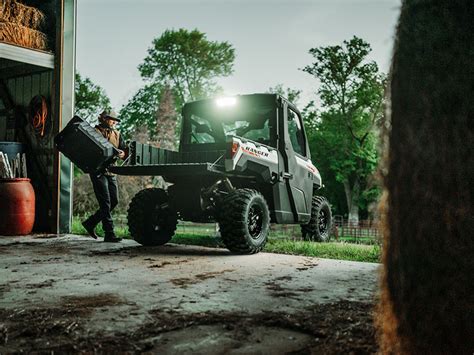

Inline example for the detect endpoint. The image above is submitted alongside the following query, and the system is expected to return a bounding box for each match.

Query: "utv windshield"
[182,96,276,147]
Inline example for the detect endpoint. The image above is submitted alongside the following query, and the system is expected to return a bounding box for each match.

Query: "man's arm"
[118,133,127,151]
[117,133,128,159]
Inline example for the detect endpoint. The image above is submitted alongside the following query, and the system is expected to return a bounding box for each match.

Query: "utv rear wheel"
[218,189,270,254]
[301,196,332,242]
[128,188,178,246]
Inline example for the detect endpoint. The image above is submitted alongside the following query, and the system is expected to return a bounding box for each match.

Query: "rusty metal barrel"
[0,178,35,235]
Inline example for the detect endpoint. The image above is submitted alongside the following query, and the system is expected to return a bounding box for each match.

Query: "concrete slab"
[0,235,381,353]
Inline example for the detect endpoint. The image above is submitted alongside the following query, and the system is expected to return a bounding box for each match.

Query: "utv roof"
[183,93,293,106]
[183,93,301,116]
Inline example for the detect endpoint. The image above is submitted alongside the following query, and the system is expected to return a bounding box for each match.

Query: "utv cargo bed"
[109,141,227,177]
[109,162,224,176]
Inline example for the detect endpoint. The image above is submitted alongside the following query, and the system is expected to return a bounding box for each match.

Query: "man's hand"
[118,150,126,159]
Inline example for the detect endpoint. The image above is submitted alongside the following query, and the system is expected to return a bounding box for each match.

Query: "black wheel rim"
[152,203,169,232]
[318,209,328,235]
[248,204,264,239]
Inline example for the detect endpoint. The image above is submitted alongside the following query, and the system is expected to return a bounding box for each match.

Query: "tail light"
[230,140,240,158]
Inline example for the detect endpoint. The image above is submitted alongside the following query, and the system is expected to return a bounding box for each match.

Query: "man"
[82,110,127,242]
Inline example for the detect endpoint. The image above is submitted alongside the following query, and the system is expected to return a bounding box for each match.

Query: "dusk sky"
[76,0,401,110]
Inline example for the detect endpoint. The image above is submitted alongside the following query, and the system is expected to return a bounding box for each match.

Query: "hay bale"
[0,21,48,51]
[0,0,15,22]
[0,0,49,51]
[377,0,473,354]
[0,0,45,30]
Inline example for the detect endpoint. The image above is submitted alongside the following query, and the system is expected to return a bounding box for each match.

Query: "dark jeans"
[87,174,118,235]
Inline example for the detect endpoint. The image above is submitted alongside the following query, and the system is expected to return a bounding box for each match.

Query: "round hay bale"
[0,0,15,23]
[0,0,45,30]
[0,21,48,51]
[377,1,473,354]
[13,1,45,29]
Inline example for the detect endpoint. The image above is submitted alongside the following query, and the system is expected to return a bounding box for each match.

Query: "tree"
[74,73,111,123]
[308,111,380,218]
[138,28,235,105]
[154,85,178,150]
[267,84,302,105]
[119,84,180,145]
[119,83,163,140]
[120,29,235,142]
[303,36,386,223]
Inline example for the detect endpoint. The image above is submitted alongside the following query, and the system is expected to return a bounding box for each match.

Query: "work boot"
[81,219,98,239]
[104,232,122,243]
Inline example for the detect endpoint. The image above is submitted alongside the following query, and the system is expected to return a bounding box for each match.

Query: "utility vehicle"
[110,94,332,254]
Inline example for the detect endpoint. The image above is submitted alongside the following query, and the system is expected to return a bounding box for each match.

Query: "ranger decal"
[242,146,269,158]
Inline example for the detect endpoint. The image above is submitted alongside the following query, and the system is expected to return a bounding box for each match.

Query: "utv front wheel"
[301,196,332,242]
[218,189,270,254]
[128,188,178,246]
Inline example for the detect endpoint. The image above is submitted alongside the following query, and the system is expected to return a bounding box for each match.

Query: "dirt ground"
[0,235,380,354]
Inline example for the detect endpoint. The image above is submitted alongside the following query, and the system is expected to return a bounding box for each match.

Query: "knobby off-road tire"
[128,188,178,246]
[218,188,270,254]
[301,196,332,242]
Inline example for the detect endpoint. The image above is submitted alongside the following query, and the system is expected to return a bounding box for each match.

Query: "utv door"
[280,103,313,223]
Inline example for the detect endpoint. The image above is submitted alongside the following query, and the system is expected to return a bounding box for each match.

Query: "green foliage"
[120,28,235,140]
[73,73,112,178]
[119,83,163,140]
[138,28,235,104]
[267,84,302,106]
[119,84,179,145]
[304,37,384,116]
[155,85,179,149]
[303,36,386,219]
[72,175,150,217]
[74,72,111,123]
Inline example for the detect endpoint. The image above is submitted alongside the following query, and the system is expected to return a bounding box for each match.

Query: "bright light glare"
[216,97,237,107]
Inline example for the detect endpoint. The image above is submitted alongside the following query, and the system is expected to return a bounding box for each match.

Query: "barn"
[0,0,76,233]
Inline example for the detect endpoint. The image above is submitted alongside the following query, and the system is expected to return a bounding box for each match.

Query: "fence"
[112,214,382,245]
[332,215,381,244]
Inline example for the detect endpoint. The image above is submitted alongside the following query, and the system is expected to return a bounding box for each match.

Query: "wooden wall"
[0,58,56,231]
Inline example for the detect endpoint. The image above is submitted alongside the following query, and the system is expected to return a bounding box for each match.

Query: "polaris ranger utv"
[110,94,332,254]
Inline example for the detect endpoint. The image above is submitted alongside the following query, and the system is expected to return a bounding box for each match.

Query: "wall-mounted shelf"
[0,43,54,68]
[0,43,54,80]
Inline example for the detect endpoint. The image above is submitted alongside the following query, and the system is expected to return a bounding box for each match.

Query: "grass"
[71,217,381,263]
[264,239,381,263]
[171,233,224,248]
[169,234,380,263]
[71,217,129,238]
